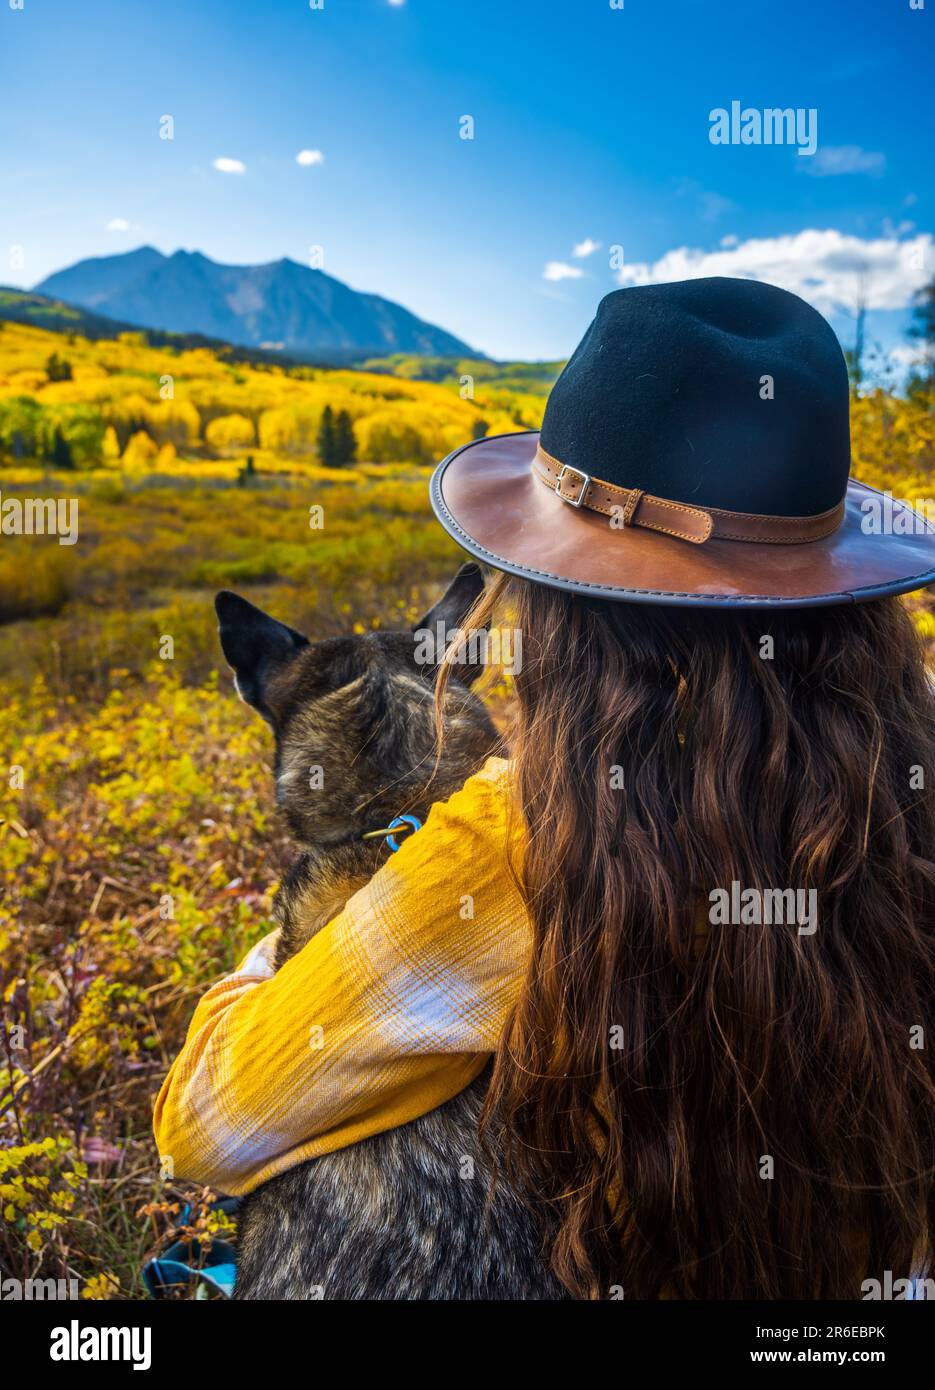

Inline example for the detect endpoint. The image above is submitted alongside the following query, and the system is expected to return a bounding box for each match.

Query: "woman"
[156,277,935,1299]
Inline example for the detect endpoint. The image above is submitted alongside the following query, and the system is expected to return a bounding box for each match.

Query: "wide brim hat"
[431,278,935,608]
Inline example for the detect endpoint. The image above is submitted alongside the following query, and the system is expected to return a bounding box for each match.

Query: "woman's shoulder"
[338,755,530,1026]
[455,753,512,798]
[420,755,517,848]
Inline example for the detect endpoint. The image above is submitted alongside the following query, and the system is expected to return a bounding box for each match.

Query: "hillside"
[358,351,564,394]
[0,287,335,369]
[35,247,477,359]
[0,286,136,340]
[0,318,543,484]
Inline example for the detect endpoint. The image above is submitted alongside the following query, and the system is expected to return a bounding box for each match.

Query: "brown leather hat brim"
[430,431,935,608]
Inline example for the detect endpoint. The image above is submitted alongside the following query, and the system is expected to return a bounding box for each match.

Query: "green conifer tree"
[333,409,357,466]
[317,405,336,467]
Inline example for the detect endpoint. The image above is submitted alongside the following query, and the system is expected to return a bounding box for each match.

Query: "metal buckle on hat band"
[555,464,592,508]
[534,445,846,546]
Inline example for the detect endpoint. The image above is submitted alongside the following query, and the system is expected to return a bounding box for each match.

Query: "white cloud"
[615,228,933,315]
[572,238,601,258]
[213,156,246,175]
[803,145,885,177]
[296,149,324,167]
[890,343,930,368]
[720,234,739,248]
[882,217,916,238]
[106,218,131,232]
[544,261,585,282]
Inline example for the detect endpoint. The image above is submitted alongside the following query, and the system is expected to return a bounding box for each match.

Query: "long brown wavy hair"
[438,572,935,1299]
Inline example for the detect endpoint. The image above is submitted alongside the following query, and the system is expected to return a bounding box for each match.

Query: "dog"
[215,563,566,1299]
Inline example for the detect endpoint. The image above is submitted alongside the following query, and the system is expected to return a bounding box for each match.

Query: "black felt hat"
[430,277,935,608]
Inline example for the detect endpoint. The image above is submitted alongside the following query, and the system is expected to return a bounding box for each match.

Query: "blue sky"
[1,0,932,365]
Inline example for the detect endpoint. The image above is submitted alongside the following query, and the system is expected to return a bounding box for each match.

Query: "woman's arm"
[152,757,529,1195]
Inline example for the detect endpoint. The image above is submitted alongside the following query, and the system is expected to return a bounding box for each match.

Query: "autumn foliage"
[0,317,933,1295]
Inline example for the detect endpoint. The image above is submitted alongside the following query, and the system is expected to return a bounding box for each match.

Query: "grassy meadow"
[0,315,933,1297]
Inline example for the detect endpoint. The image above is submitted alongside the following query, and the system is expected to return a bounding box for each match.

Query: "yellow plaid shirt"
[152,756,530,1195]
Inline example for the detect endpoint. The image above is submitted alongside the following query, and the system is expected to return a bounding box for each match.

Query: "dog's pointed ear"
[215,591,309,718]
[415,563,486,633]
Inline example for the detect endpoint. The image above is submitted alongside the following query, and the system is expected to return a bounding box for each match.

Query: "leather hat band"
[533,446,846,546]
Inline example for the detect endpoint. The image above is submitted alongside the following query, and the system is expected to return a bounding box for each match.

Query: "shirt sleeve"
[152,756,529,1196]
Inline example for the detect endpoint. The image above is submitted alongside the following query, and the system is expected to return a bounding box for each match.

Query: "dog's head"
[215,564,500,846]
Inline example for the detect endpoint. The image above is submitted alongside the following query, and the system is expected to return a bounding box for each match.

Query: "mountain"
[37,246,166,310]
[34,248,476,359]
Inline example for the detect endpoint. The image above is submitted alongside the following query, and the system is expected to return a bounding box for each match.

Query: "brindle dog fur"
[215,564,565,1299]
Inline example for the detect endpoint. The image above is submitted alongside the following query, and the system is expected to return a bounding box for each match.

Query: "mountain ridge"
[35,248,477,359]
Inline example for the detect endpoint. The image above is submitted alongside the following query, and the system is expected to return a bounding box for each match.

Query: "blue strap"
[143,1253,237,1300]
[142,1198,241,1300]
